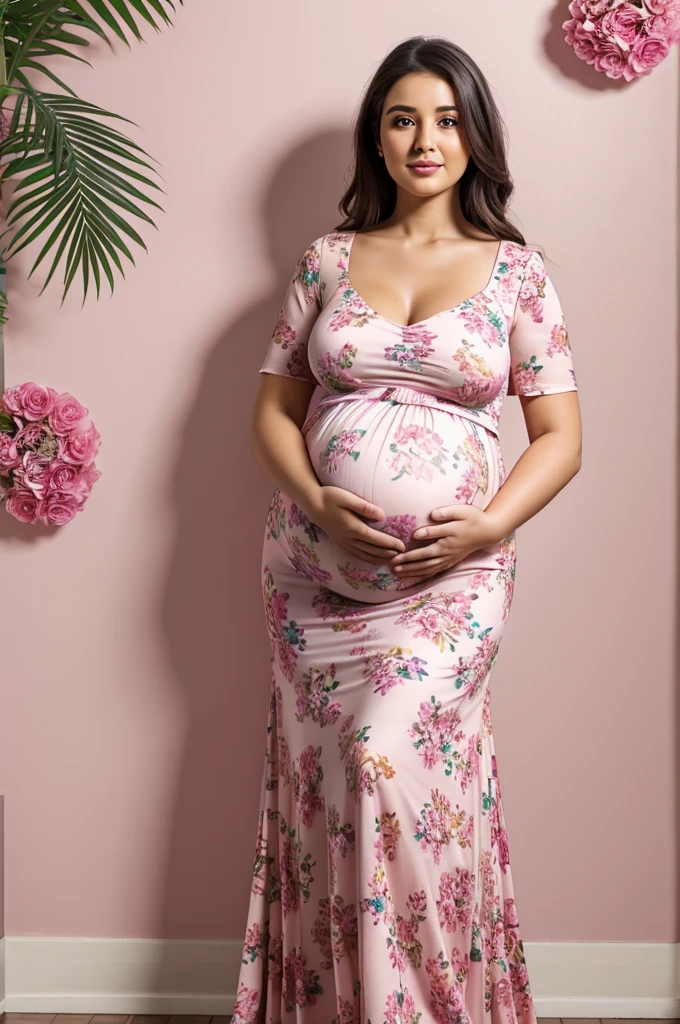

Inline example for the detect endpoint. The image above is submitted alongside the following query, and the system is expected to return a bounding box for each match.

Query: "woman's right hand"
[308,485,406,565]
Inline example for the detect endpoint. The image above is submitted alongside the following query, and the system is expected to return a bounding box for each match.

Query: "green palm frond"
[0,0,183,302]
[0,89,166,302]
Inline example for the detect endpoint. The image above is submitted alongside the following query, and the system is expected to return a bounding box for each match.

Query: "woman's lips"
[408,164,442,176]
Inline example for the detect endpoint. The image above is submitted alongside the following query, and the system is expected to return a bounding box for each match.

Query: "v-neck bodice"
[259,230,578,439]
[344,230,506,330]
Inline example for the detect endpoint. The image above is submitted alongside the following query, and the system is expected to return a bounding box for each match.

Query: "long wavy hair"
[335,35,543,257]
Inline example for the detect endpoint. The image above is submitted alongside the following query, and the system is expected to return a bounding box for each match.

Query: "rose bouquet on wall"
[0,382,101,525]
[563,0,680,80]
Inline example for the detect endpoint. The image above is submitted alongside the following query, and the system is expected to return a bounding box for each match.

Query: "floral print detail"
[262,564,307,682]
[451,429,489,501]
[454,291,508,348]
[547,318,572,357]
[338,713,396,798]
[266,491,333,585]
[414,787,472,865]
[234,227,578,1024]
[293,744,324,827]
[384,323,438,372]
[317,342,362,392]
[424,948,470,1022]
[509,249,578,395]
[326,803,356,865]
[380,512,418,545]
[516,252,547,321]
[319,428,366,471]
[281,947,324,1010]
[265,241,321,384]
[311,585,373,633]
[437,867,476,934]
[388,423,449,482]
[295,241,321,299]
[337,560,399,592]
[408,694,466,776]
[294,664,343,727]
[394,584,493,655]
[450,336,508,407]
[359,645,430,696]
[511,354,545,392]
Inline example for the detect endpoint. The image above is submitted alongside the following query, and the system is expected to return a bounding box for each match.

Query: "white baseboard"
[0,935,5,1016]
[2,937,679,1018]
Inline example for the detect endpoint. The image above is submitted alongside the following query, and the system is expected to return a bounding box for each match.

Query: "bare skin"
[252,71,582,576]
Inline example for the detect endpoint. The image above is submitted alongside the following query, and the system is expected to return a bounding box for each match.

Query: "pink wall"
[0,1,677,943]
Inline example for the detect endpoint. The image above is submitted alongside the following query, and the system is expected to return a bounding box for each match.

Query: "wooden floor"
[1,1016,679,1024]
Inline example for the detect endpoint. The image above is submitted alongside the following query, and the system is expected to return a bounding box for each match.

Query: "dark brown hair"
[335,35,543,257]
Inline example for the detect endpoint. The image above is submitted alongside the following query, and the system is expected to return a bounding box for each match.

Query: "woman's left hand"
[389,504,505,578]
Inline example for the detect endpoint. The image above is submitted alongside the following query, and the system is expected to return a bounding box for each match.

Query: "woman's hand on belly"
[309,485,407,565]
[387,504,503,578]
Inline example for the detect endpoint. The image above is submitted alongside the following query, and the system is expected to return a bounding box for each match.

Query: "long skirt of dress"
[232,390,537,1024]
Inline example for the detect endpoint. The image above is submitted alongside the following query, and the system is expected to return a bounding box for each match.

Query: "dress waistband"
[305,383,499,438]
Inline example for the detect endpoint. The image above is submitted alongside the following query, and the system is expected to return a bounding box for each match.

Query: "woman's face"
[377,72,470,196]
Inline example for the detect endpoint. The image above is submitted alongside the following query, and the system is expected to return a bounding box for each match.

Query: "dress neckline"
[344,230,505,330]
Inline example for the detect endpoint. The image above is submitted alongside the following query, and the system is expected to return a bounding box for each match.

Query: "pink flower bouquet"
[0,382,101,526]
[563,0,680,80]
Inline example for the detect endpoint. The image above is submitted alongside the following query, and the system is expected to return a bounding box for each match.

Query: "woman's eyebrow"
[384,104,459,115]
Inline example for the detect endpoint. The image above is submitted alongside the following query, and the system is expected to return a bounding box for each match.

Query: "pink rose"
[593,39,632,77]
[17,382,58,421]
[59,422,101,465]
[629,33,670,73]
[602,4,644,48]
[564,24,598,60]
[13,451,51,498]
[1,385,25,416]
[36,490,80,526]
[48,392,88,436]
[647,7,680,43]
[6,486,39,523]
[48,460,100,508]
[47,459,79,492]
[72,463,101,507]
[0,430,20,470]
[643,0,673,15]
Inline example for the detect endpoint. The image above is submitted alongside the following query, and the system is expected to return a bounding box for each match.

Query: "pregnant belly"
[271,392,505,602]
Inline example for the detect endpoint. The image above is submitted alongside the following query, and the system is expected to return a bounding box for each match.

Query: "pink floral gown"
[233,231,578,1024]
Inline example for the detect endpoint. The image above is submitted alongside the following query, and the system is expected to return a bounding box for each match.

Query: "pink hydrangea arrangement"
[563,0,680,80]
[0,382,101,526]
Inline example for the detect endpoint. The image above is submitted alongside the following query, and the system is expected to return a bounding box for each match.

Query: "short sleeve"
[507,249,578,397]
[258,236,323,385]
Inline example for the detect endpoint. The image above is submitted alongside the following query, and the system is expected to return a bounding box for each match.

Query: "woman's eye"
[392,116,459,128]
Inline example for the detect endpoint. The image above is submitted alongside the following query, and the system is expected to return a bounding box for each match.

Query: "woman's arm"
[251,372,323,521]
[252,237,326,519]
[481,389,581,543]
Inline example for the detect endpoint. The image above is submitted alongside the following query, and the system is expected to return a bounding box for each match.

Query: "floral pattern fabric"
[233,231,578,1024]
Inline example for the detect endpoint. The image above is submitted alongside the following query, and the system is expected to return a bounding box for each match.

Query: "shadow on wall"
[147,127,349,997]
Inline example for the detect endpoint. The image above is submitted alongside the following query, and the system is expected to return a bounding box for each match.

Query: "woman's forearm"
[251,405,324,521]
[484,431,581,542]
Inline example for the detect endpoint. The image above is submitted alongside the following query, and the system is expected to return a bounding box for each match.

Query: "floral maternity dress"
[232,230,578,1024]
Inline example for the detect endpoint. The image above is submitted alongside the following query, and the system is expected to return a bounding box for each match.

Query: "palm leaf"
[0,89,166,301]
[0,0,182,301]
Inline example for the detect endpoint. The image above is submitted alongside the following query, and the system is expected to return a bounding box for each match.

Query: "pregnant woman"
[234,35,581,1024]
